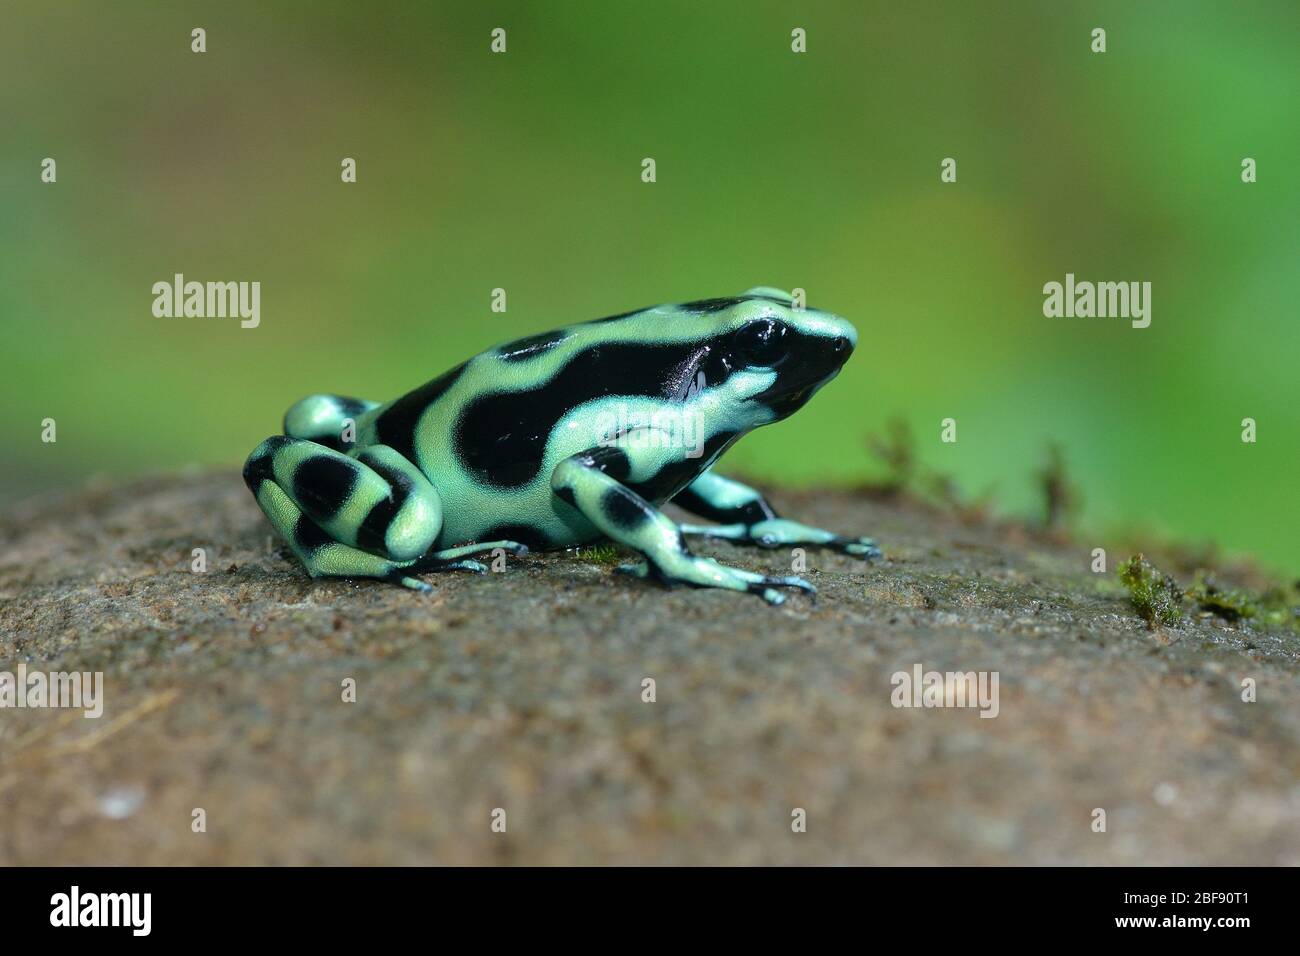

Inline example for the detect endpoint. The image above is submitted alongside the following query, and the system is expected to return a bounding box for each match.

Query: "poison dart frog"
[243,288,880,604]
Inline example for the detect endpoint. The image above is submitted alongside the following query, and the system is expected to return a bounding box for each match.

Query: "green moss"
[1187,573,1257,622]
[573,544,625,567]
[1117,556,1299,633]
[1257,585,1300,630]
[1117,554,1183,629]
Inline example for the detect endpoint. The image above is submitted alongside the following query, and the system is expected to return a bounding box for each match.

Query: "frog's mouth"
[750,333,852,417]
[754,378,831,418]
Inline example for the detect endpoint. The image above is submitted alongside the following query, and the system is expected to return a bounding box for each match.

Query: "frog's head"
[689,287,857,424]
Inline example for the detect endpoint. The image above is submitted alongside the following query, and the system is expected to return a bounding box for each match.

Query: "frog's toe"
[750,585,787,606]
[682,559,816,603]
[614,560,650,579]
[767,573,817,594]
[389,573,434,592]
[737,573,815,602]
[424,540,529,563]
[443,559,488,574]
[840,538,882,560]
[407,555,488,574]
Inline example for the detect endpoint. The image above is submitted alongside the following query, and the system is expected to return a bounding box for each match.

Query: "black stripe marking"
[681,294,795,314]
[587,306,648,325]
[374,362,467,468]
[672,485,777,524]
[332,395,372,417]
[627,430,739,505]
[454,340,730,490]
[242,454,274,491]
[747,329,849,418]
[573,446,632,483]
[354,455,416,556]
[293,454,359,524]
[242,436,293,491]
[602,487,650,530]
[356,497,401,555]
[292,514,334,555]
[681,297,745,314]
[498,330,568,362]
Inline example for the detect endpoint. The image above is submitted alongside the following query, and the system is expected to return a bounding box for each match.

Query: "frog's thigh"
[550,444,814,604]
[243,436,442,561]
[249,478,431,589]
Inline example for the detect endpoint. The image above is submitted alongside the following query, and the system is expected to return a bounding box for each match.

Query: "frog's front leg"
[243,436,524,590]
[673,469,882,559]
[551,443,815,606]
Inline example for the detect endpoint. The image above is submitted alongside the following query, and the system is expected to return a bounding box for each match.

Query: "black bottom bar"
[0,866,1277,941]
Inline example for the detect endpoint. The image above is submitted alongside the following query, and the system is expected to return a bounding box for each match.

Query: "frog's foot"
[673,470,881,560]
[680,519,882,560]
[391,559,486,586]
[283,393,382,451]
[615,557,814,606]
[551,441,815,606]
[405,540,530,577]
[243,436,449,589]
[417,540,529,563]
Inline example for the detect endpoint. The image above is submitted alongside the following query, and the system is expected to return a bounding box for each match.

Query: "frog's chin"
[750,370,839,420]
[759,386,819,420]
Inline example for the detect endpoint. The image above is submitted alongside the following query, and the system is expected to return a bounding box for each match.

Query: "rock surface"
[1,472,1297,865]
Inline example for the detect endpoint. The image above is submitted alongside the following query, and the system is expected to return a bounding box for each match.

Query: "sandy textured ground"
[1,472,1297,865]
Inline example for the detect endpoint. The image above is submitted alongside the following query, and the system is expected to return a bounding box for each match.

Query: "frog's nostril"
[832,336,849,354]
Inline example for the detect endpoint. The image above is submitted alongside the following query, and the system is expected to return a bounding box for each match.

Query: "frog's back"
[354,307,725,550]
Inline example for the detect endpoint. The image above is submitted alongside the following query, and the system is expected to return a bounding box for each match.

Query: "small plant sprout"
[1117,554,1183,629]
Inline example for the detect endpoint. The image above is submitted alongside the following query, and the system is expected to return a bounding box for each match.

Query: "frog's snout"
[820,317,856,372]
[831,316,858,354]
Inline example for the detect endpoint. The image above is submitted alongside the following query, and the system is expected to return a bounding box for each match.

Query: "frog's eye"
[731,319,788,368]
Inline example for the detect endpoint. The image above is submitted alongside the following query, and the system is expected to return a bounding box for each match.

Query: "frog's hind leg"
[673,469,881,559]
[243,435,498,591]
[246,476,434,590]
[283,394,382,451]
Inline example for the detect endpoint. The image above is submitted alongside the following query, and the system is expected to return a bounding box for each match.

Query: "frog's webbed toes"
[715,518,883,562]
[755,572,817,595]
[730,567,817,604]
[674,474,884,565]
[616,556,814,604]
[435,558,489,574]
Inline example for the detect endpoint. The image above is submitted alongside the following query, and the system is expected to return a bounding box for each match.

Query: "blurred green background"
[2,1,1297,570]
